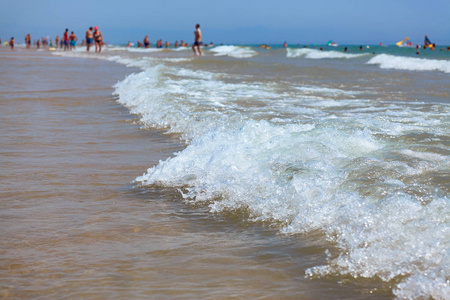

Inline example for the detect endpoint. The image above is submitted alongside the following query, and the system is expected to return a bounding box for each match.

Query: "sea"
[1,43,449,299]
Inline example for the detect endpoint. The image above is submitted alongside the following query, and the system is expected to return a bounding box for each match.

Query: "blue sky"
[1,0,449,45]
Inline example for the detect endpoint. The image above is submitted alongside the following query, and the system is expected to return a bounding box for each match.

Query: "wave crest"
[210,45,258,58]
[287,48,367,59]
[368,54,450,73]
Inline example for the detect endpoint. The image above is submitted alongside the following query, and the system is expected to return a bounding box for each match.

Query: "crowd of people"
[3,28,449,55]
[131,24,209,55]
[2,24,206,55]
[2,26,104,53]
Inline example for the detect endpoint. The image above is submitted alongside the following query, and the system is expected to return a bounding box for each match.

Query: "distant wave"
[209,45,258,58]
[172,46,191,52]
[287,48,367,59]
[127,48,163,53]
[368,54,450,73]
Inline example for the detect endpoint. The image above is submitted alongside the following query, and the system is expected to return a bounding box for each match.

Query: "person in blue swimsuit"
[86,27,93,52]
[69,31,77,50]
[9,37,15,50]
[424,35,431,48]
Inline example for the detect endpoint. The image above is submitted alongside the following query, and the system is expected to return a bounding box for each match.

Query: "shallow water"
[1,45,449,299]
[0,49,390,299]
[111,44,449,299]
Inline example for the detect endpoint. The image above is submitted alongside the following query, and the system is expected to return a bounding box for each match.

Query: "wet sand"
[0,49,393,299]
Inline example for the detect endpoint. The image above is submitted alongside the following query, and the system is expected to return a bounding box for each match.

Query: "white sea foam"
[398,149,447,162]
[294,85,361,97]
[110,53,450,300]
[126,47,164,53]
[368,54,450,73]
[172,46,191,52]
[106,55,155,69]
[107,55,186,69]
[209,45,258,58]
[133,118,449,300]
[287,48,367,59]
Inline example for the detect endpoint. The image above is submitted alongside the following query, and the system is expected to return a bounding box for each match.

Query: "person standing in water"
[424,35,431,48]
[25,34,31,48]
[63,29,69,51]
[143,35,150,48]
[93,26,103,53]
[69,31,77,50]
[9,37,15,50]
[192,24,202,56]
[86,27,93,52]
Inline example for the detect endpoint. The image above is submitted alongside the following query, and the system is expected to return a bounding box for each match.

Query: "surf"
[54,45,450,299]
[286,48,368,59]
[210,45,259,58]
[368,53,450,73]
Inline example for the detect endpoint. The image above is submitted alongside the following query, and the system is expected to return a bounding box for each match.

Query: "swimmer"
[93,26,103,53]
[424,35,431,47]
[69,31,77,50]
[25,34,31,48]
[9,37,15,50]
[143,35,150,48]
[86,27,93,51]
[192,24,202,56]
[63,29,69,51]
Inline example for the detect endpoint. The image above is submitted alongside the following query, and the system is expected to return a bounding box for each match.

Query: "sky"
[1,0,449,45]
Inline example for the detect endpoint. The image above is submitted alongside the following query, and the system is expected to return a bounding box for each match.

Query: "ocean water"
[2,44,449,299]
[110,44,450,299]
